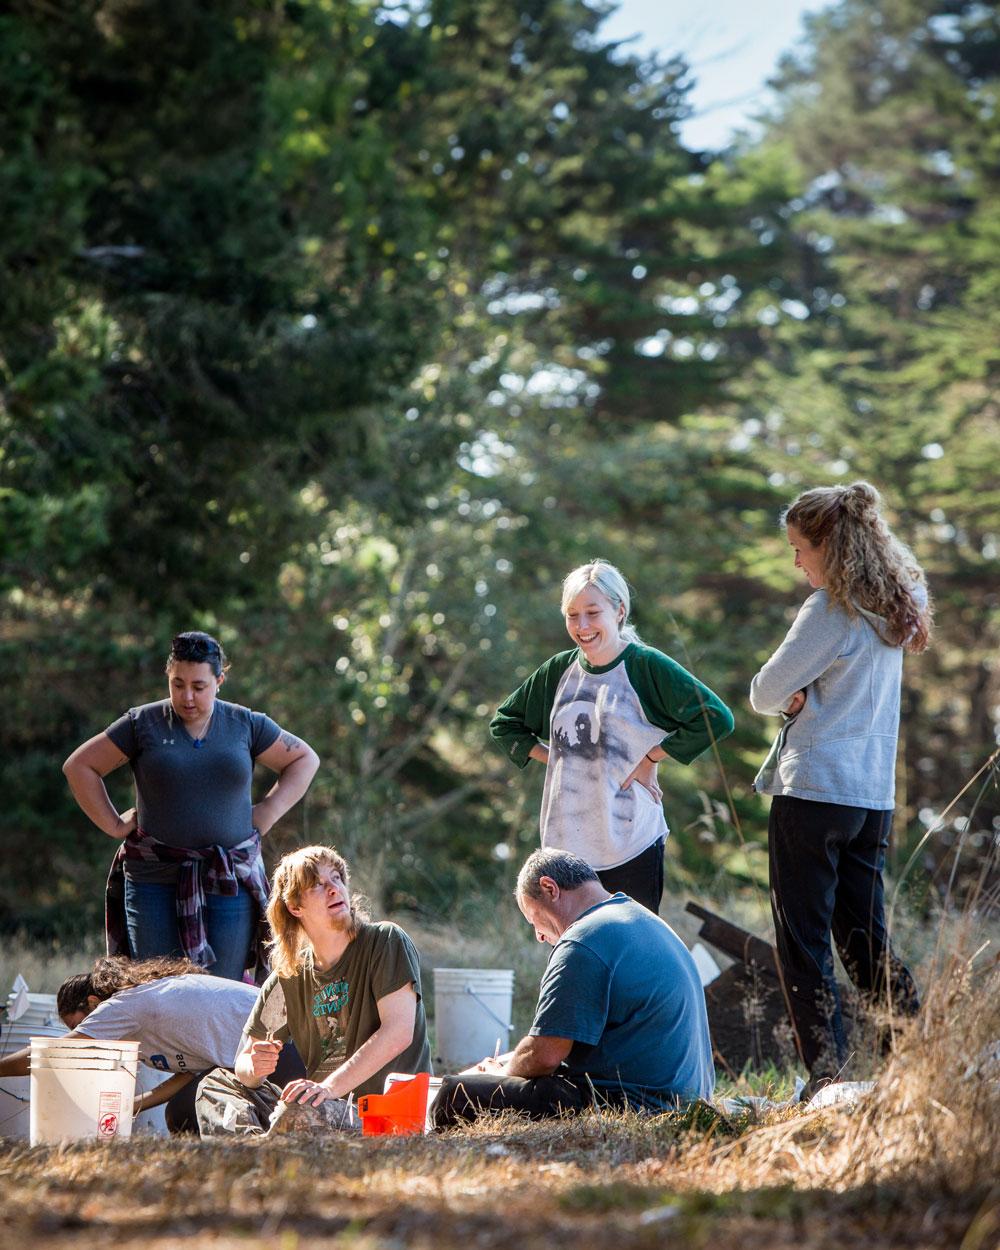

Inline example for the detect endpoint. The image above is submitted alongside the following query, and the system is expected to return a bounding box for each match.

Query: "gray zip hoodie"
[750,589,918,810]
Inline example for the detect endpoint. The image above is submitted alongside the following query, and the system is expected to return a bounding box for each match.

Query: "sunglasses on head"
[170,636,221,661]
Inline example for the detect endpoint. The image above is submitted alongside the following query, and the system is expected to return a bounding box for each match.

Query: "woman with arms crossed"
[63,631,320,981]
[750,482,931,1094]
[491,560,734,914]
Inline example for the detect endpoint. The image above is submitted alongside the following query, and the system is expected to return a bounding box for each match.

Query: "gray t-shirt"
[106,698,281,880]
[76,975,258,1073]
[530,894,715,1109]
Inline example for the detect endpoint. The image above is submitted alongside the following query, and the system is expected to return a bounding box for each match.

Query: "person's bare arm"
[504,1034,573,1078]
[234,1036,283,1089]
[133,1071,194,1116]
[486,1033,573,1079]
[281,983,418,1105]
[0,1044,31,1078]
[621,751,663,801]
[62,733,134,838]
[251,732,320,835]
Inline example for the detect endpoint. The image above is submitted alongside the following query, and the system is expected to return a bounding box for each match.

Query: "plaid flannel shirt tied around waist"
[105,828,270,983]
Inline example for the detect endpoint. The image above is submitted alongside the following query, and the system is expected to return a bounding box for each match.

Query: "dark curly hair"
[57,955,201,1020]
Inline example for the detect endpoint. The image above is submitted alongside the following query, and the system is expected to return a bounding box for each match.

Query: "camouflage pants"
[195,1067,281,1136]
[196,1067,360,1137]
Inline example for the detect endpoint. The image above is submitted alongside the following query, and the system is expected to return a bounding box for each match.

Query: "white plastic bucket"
[0,1076,31,1141]
[5,992,62,1027]
[29,1037,139,1145]
[433,968,514,1070]
[2,1000,166,1139]
[1,1001,67,1142]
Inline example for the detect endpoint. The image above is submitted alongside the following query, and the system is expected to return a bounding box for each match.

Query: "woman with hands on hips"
[491,560,734,914]
[63,631,320,982]
[750,482,931,1094]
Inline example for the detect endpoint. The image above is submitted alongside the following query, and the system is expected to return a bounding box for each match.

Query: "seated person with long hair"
[196,845,431,1134]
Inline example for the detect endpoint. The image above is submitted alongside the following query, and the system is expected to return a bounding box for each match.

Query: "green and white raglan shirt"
[491,643,734,872]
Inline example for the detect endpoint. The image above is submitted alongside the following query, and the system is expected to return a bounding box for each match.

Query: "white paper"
[690,942,721,987]
[6,975,30,1023]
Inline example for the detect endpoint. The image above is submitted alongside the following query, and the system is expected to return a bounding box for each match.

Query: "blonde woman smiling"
[491,560,734,913]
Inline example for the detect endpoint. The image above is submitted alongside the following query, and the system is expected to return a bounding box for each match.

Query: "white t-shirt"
[76,975,257,1074]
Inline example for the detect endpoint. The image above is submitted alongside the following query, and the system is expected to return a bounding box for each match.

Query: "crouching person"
[434,849,714,1127]
[197,844,431,1135]
[0,956,303,1134]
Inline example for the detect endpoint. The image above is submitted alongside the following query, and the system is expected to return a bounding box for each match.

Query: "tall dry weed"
[696,939,1000,1196]
[838,947,1000,1189]
[0,933,105,997]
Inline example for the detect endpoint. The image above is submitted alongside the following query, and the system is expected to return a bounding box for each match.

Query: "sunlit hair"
[266,845,369,979]
[57,955,200,1021]
[560,560,640,644]
[784,481,932,653]
[516,849,599,900]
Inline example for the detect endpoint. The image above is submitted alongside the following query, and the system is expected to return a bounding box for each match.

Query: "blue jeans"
[124,879,255,981]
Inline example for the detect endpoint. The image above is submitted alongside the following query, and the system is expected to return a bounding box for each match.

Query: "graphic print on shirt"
[550,683,635,779]
[541,661,668,870]
[551,697,603,761]
[312,979,350,1070]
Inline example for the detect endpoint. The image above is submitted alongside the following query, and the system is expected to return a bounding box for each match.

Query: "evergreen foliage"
[1,0,995,936]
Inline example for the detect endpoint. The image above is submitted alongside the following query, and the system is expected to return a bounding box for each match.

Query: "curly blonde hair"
[265,844,368,978]
[784,481,932,653]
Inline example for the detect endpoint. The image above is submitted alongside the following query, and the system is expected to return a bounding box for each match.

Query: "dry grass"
[0,934,106,999]
[2,933,997,1249]
[0,1100,993,1249]
[3,883,998,1249]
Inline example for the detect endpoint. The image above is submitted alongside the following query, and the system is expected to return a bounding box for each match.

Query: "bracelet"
[645,751,658,762]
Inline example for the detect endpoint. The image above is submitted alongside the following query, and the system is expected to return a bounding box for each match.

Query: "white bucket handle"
[464,985,512,1033]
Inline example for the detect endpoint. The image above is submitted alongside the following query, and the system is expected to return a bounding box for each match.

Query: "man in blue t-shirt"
[434,849,714,1127]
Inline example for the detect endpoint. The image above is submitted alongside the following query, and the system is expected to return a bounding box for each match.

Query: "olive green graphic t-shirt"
[243,921,431,1097]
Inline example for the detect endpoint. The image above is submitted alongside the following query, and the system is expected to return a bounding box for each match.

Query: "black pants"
[597,837,664,914]
[768,795,919,1082]
[433,1072,629,1128]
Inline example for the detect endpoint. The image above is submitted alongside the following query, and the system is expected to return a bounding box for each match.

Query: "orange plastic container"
[358,1072,430,1136]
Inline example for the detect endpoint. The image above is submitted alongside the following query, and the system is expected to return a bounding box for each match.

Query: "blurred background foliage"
[1,0,997,939]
